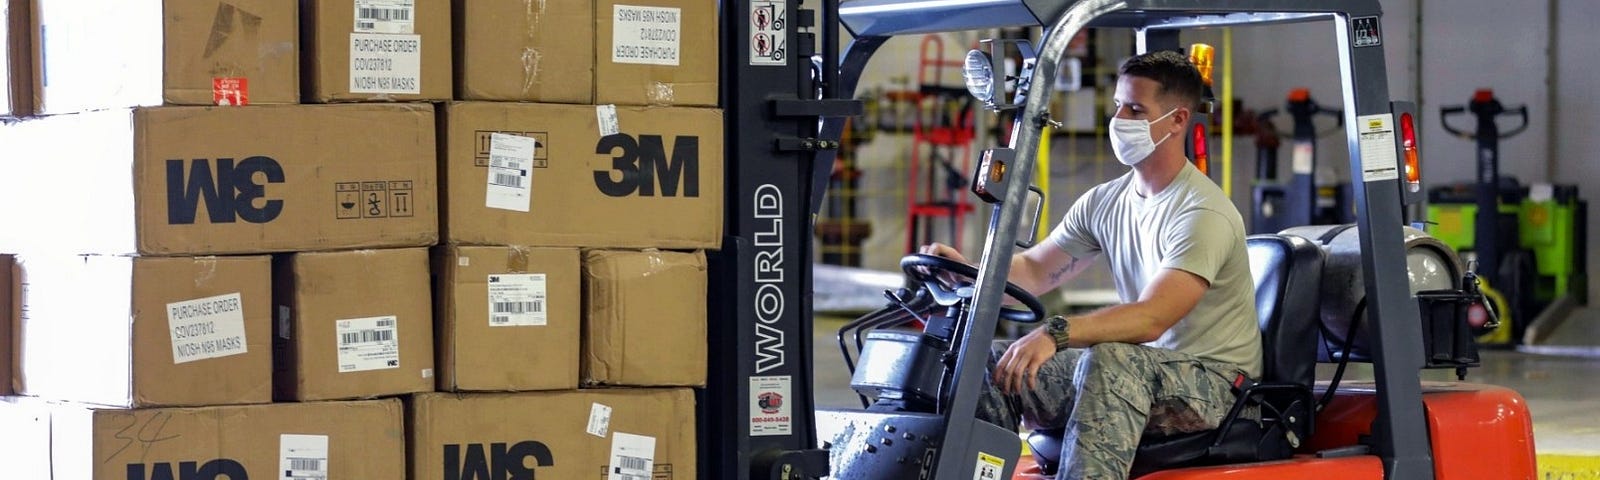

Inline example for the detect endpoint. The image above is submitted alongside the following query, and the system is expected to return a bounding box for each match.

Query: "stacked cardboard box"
[0,396,408,479]
[0,103,436,474]
[1,2,445,472]
[2,1,723,476]
[302,0,452,102]
[1,0,30,117]
[28,0,301,114]
[414,3,721,477]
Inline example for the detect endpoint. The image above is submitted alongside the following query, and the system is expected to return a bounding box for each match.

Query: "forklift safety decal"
[1351,16,1381,48]
[973,452,1005,480]
[750,376,793,436]
[750,0,787,65]
[1356,114,1400,182]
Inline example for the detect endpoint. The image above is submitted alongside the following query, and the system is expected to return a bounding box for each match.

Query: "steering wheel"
[900,254,1047,324]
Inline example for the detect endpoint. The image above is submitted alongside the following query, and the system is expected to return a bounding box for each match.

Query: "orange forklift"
[704,1,1537,479]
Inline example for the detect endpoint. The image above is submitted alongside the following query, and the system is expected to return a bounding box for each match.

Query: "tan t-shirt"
[1047,162,1262,377]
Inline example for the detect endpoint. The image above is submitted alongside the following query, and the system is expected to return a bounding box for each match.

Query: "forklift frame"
[704,1,1434,479]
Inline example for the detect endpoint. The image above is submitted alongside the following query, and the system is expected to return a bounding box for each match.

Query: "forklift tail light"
[1400,112,1421,191]
[1192,123,1209,175]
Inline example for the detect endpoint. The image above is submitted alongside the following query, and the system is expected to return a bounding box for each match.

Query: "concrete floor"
[812,306,1600,462]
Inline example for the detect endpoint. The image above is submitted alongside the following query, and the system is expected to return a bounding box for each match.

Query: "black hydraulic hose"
[1319,299,1365,411]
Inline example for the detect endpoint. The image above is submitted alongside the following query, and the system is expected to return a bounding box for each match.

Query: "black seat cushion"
[1028,234,1325,475]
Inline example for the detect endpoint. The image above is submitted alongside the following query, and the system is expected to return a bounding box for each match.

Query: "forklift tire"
[1499,249,1538,343]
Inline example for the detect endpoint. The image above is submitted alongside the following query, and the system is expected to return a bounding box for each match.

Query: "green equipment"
[1428,89,1588,346]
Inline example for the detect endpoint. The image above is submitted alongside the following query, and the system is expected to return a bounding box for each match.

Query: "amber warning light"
[1188,43,1215,87]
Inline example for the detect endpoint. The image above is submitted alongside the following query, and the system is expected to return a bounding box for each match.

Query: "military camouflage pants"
[977,341,1248,480]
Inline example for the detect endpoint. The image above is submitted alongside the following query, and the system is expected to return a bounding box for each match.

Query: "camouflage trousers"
[977,341,1248,480]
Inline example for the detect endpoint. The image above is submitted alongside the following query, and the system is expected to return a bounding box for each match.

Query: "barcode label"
[340,328,394,345]
[608,433,656,480]
[618,456,649,471]
[486,133,536,212]
[493,301,543,314]
[289,458,324,471]
[353,0,415,34]
[335,315,401,373]
[487,274,549,327]
[280,434,329,480]
[491,173,525,188]
[358,7,410,22]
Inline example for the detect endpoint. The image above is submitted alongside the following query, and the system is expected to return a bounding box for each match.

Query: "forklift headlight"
[963,49,996,104]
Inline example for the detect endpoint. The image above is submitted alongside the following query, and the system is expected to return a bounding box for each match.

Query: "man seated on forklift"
[922,51,1260,480]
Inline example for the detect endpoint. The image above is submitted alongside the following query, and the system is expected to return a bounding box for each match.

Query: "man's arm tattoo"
[1047,257,1081,284]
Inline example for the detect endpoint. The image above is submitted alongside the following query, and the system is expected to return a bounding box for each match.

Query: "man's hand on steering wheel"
[902,247,1046,324]
[917,242,968,286]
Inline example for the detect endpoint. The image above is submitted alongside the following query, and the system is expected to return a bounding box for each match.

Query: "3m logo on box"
[125,459,248,480]
[593,134,699,197]
[444,441,554,480]
[475,131,549,168]
[166,157,285,224]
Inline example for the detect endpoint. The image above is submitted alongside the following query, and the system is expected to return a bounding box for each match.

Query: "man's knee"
[1078,342,1150,382]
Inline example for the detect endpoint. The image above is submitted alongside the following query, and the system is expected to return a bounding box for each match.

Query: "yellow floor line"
[1540,454,1600,480]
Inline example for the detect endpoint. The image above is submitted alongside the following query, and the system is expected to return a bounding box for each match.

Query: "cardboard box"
[434,245,581,392]
[454,0,593,103]
[275,248,434,401]
[28,0,298,114]
[303,0,451,102]
[0,104,438,256]
[12,254,273,407]
[440,102,723,249]
[583,250,706,387]
[0,398,51,479]
[409,388,696,480]
[1,254,12,396]
[595,0,717,107]
[2,0,31,116]
[42,399,404,480]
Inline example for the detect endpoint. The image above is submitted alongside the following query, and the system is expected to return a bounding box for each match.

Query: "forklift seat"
[1027,234,1325,477]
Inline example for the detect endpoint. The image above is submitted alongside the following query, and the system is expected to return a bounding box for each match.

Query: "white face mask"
[1109,107,1179,166]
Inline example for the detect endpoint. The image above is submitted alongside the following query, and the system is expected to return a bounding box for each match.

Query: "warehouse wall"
[1555,0,1599,301]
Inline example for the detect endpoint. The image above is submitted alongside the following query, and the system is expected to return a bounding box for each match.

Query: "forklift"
[702,1,1537,479]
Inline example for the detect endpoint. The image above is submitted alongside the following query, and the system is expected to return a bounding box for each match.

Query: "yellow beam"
[1037,126,1052,241]
[1220,28,1234,197]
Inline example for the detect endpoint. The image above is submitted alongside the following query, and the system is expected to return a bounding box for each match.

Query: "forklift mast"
[703,0,859,478]
[704,1,1439,479]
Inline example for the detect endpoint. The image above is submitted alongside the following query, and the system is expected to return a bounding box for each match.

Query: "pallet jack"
[1428,90,1588,345]
[1252,88,1352,233]
[702,1,1537,479]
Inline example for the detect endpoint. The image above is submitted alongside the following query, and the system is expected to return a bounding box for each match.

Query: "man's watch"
[1044,315,1071,350]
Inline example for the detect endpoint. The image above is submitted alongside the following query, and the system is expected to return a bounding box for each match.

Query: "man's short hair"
[1119,50,1204,112]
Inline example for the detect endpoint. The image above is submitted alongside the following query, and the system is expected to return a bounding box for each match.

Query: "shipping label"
[167,293,249,364]
[335,315,400,373]
[350,33,422,94]
[612,5,681,66]
[487,273,548,326]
